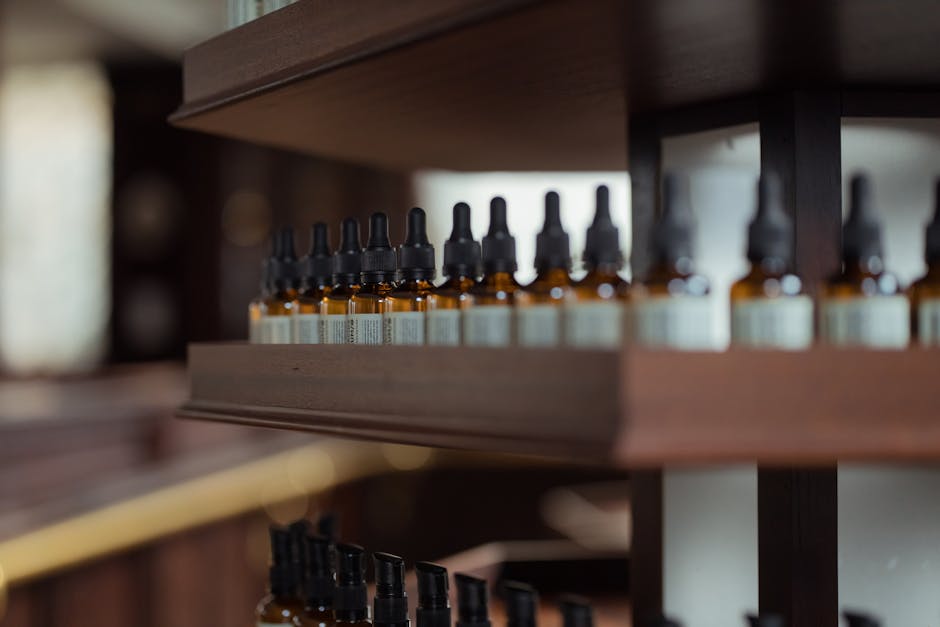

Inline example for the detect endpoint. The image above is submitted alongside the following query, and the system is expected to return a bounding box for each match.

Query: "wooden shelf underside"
[179,343,940,466]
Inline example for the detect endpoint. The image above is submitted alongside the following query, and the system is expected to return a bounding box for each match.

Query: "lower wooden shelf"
[179,343,940,466]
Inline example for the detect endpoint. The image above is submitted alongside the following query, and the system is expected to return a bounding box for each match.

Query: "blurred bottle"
[298,534,335,627]
[427,202,481,346]
[416,562,451,627]
[293,223,332,344]
[503,581,538,627]
[261,227,300,344]
[321,219,362,344]
[373,553,410,627]
[250,232,276,343]
[256,525,304,626]
[385,208,436,345]
[558,596,593,627]
[335,544,371,627]
[455,573,491,627]
[910,177,940,345]
[349,213,395,344]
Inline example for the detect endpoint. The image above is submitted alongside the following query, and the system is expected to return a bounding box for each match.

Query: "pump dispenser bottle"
[385,208,436,344]
[630,174,713,349]
[250,233,277,343]
[335,544,371,627]
[294,223,333,344]
[350,212,396,344]
[416,562,451,627]
[373,553,409,627]
[465,197,521,346]
[257,526,304,626]
[516,191,573,347]
[298,534,335,627]
[821,174,909,347]
[322,219,362,344]
[261,227,300,344]
[565,185,628,348]
[427,202,482,345]
[910,178,940,345]
[455,573,491,627]
[730,174,813,349]
[503,582,538,627]
[559,596,593,627]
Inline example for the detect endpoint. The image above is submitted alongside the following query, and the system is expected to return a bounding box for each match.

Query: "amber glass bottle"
[349,212,396,344]
[321,218,362,344]
[293,222,333,344]
[427,202,481,346]
[910,178,940,345]
[630,173,712,349]
[298,534,335,627]
[385,208,436,345]
[464,197,520,346]
[250,233,277,343]
[257,526,304,626]
[503,581,538,627]
[564,185,628,348]
[730,174,813,349]
[261,227,300,344]
[373,553,410,627]
[334,544,371,627]
[820,174,909,347]
[515,191,573,347]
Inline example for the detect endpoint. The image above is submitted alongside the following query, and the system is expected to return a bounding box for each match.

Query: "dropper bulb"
[488,197,508,235]
[405,207,430,245]
[340,218,361,252]
[594,185,611,224]
[312,222,330,255]
[544,191,561,227]
[367,212,392,249]
[279,226,297,260]
[452,202,473,238]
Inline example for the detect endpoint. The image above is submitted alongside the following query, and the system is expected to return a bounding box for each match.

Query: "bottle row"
[249,174,940,350]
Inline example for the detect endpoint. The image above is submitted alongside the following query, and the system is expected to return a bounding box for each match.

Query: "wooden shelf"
[179,343,940,466]
[171,0,940,170]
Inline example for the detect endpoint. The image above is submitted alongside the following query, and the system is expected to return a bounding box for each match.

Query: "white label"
[292,313,320,344]
[919,298,940,346]
[564,301,623,349]
[348,313,384,345]
[463,306,512,347]
[822,296,909,348]
[517,305,562,347]
[322,315,348,344]
[427,309,461,346]
[249,317,262,344]
[385,311,426,345]
[731,296,814,350]
[261,315,292,344]
[631,296,715,350]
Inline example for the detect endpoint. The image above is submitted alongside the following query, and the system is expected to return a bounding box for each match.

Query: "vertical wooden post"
[758,91,841,627]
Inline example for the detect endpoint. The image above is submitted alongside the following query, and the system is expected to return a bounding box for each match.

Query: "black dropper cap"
[268,525,301,598]
[535,191,572,271]
[652,173,696,265]
[335,543,368,621]
[361,212,397,283]
[299,222,333,287]
[373,552,409,627]
[455,573,491,627]
[303,534,334,607]
[317,512,339,542]
[333,218,362,285]
[843,611,880,627]
[843,173,884,263]
[503,581,538,627]
[746,613,786,627]
[747,173,794,265]
[482,197,517,274]
[261,230,280,292]
[583,185,623,269]
[925,177,940,264]
[444,202,483,279]
[559,595,593,627]
[416,562,451,627]
[270,226,300,290]
[398,208,436,282]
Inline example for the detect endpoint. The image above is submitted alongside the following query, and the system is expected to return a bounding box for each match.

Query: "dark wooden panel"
[628,470,663,626]
[49,557,144,627]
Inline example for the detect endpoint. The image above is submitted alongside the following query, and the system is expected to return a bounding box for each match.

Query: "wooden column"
[758,91,841,627]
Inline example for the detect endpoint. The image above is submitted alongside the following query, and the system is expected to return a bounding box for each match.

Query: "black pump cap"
[925,177,940,264]
[398,207,436,281]
[373,553,409,627]
[361,212,397,283]
[317,512,339,542]
[583,185,623,268]
[652,173,696,264]
[333,218,362,284]
[455,573,490,627]
[443,202,483,278]
[748,174,794,265]
[559,595,593,627]
[303,534,334,606]
[644,616,683,627]
[746,613,786,627]
[269,525,301,597]
[482,197,517,274]
[299,222,333,286]
[270,227,300,289]
[334,543,368,621]
[503,581,538,627]
[843,173,884,262]
[535,191,572,271]
[843,611,880,627]
[269,525,294,566]
[416,562,451,627]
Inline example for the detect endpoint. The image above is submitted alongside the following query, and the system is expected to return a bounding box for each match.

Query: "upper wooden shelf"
[179,343,940,466]
[170,0,940,171]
